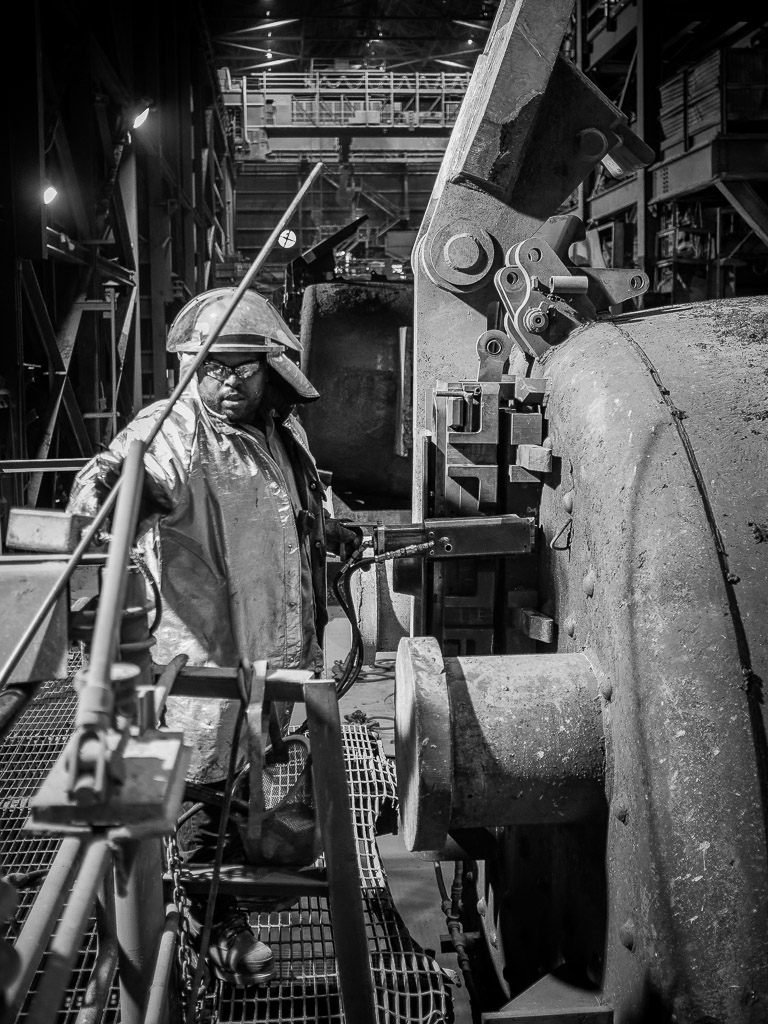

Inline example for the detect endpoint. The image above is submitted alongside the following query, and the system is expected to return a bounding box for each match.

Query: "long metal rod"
[143,159,323,450]
[75,873,118,1024]
[0,554,108,565]
[0,483,121,690]
[25,841,112,1024]
[0,838,85,1024]
[141,907,180,1024]
[0,162,323,694]
[0,459,90,473]
[77,440,144,727]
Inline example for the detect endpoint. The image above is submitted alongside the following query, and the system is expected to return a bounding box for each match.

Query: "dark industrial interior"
[1,2,767,1023]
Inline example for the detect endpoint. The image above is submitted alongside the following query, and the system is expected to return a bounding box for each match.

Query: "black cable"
[331,541,433,699]
[129,548,163,633]
[434,860,477,999]
[332,555,374,697]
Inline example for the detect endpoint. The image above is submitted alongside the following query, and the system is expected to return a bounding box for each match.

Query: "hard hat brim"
[267,352,320,402]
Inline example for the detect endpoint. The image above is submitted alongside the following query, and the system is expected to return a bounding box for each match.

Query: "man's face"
[196,353,268,423]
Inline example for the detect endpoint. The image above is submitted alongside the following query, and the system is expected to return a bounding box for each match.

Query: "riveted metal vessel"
[395,296,768,1021]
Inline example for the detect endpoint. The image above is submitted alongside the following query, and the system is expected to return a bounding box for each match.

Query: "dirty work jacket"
[67,381,328,781]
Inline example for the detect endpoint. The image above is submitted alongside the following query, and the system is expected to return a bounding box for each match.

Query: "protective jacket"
[67,379,328,781]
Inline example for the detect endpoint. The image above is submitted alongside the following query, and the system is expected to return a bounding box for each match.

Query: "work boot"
[208,912,276,987]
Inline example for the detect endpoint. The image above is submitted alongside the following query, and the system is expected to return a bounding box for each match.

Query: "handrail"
[0,459,90,473]
[76,440,145,730]
[0,838,84,1024]
[25,841,112,1024]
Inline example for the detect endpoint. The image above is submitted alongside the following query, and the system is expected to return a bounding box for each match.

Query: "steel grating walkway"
[0,655,453,1024]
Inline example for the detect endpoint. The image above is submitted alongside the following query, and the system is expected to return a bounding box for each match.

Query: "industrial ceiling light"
[42,181,58,205]
[132,97,153,129]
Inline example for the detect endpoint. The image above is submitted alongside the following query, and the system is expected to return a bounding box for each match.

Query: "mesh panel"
[218,724,451,1024]
[1,654,452,1024]
[0,648,110,1024]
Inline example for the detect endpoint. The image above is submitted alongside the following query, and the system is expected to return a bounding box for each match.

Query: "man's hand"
[324,517,364,562]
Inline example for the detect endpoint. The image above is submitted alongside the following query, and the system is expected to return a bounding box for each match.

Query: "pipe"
[25,841,111,1024]
[0,838,83,1024]
[78,441,145,729]
[142,907,180,1024]
[0,683,41,745]
[115,840,167,1024]
[75,875,118,1024]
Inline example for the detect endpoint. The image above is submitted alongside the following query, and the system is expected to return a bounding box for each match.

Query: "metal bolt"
[523,307,549,334]
[562,490,574,514]
[564,616,576,637]
[527,248,542,263]
[582,570,596,597]
[630,275,644,290]
[486,338,503,356]
[619,918,635,951]
[443,232,482,272]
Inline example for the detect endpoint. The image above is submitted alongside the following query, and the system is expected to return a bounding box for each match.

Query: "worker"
[67,287,360,987]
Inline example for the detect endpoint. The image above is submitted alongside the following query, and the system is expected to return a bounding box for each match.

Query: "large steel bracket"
[494,215,650,358]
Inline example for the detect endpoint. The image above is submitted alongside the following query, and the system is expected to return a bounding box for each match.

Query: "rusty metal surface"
[395,639,604,848]
[536,300,768,1021]
[0,564,70,684]
[411,0,653,513]
[445,652,603,829]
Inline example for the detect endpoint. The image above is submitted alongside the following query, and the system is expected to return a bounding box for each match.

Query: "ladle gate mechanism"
[368,0,768,1021]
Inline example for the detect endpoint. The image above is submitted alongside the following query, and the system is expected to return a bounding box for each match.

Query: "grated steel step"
[0,654,453,1024]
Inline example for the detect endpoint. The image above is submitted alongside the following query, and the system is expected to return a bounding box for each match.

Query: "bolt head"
[443,232,482,272]
[523,307,549,334]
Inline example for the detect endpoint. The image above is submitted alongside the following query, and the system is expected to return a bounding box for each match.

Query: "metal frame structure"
[0,1,239,522]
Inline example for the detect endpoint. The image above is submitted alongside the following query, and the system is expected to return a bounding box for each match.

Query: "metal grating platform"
[0,649,114,1024]
[215,723,451,1024]
[1,660,453,1024]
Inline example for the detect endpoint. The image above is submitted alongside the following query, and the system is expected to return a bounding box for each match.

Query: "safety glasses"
[200,359,265,382]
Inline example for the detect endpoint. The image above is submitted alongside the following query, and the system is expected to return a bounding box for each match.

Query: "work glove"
[324,516,364,562]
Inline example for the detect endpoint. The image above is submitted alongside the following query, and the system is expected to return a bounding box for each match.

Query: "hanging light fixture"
[132,97,154,129]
